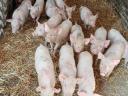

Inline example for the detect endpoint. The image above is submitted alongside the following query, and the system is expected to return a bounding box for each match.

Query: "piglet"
[70,23,85,53]
[80,6,98,28]
[33,14,62,37]
[35,44,60,96]
[65,4,76,19]
[108,29,128,66]
[45,0,58,17]
[7,0,31,33]
[55,0,66,10]
[54,18,72,51]
[59,43,77,96]
[85,27,110,55]
[98,41,125,77]
[77,51,101,96]
[29,0,44,21]
[47,14,63,28]
[44,19,72,51]
[46,0,66,19]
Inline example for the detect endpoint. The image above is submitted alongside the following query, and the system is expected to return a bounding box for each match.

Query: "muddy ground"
[0,0,128,96]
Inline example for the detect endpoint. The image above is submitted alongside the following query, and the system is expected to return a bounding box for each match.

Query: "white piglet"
[35,44,60,96]
[59,43,77,96]
[77,51,101,96]
[54,19,72,51]
[98,41,125,77]
[55,0,66,9]
[7,0,32,33]
[80,6,98,28]
[108,29,128,66]
[33,14,62,37]
[46,0,66,19]
[70,23,85,53]
[46,14,63,28]
[85,27,110,55]
[29,0,44,21]
[45,0,58,17]
[44,19,72,51]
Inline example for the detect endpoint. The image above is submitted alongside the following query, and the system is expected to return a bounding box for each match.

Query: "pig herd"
[6,0,128,96]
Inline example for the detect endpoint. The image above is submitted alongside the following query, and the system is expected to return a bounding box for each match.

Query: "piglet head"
[66,5,76,19]
[33,21,46,37]
[7,19,20,33]
[91,40,105,55]
[84,34,96,45]
[29,6,39,20]
[79,6,84,12]
[59,74,77,96]
[98,52,120,77]
[88,34,103,54]
[89,14,98,28]
[74,37,85,53]
[71,22,82,32]
[90,35,109,55]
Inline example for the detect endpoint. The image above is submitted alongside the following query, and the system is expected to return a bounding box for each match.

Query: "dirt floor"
[0,0,128,96]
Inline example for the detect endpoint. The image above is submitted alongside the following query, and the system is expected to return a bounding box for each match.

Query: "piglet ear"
[84,38,90,45]
[72,5,76,11]
[44,23,49,32]
[77,91,86,96]
[95,13,98,19]
[54,88,61,93]
[90,34,95,39]
[36,21,41,26]
[98,52,104,59]
[90,34,96,43]
[112,60,120,66]
[104,40,110,48]
[59,74,66,82]
[6,19,12,23]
